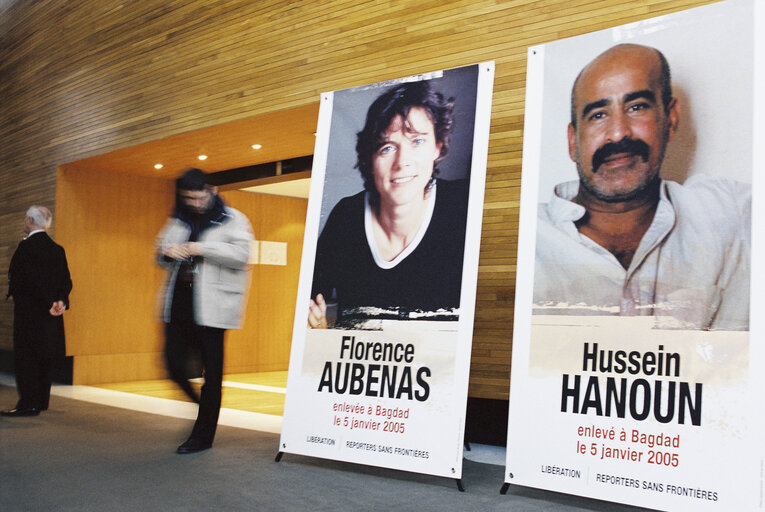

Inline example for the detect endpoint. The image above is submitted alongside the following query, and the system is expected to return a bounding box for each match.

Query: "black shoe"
[1,407,40,417]
[176,438,212,454]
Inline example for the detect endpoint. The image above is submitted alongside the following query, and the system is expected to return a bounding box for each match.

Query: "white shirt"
[533,176,751,330]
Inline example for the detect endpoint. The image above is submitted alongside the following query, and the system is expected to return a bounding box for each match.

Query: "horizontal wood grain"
[0,0,720,398]
[54,166,306,384]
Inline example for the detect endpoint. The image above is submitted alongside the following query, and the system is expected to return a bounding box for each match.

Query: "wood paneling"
[0,0,721,398]
[219,190,307,375]
[64,104,321,180]
[55,167,173,384]
[54,166,306,384]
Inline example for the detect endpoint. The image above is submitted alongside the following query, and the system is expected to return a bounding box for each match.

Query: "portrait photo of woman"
[307,68,479,329]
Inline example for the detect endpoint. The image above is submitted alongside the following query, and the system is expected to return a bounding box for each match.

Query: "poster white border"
[507,1,764,510]
[281,62,495,480]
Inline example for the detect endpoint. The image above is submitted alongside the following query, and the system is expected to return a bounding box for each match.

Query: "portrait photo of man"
[532,42,751,331]
[507,3,763,508]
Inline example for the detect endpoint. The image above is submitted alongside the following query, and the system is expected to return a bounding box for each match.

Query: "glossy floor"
[96,371,288,416]
[0,371,504,464]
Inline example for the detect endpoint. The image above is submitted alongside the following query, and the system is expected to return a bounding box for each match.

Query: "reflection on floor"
[0,371,283,433]
[91,370,505,465]
[96,371,288,416]
[0,371,504,464]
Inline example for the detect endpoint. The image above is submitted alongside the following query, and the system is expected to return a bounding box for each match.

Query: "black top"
[8,232,73,357]
[311,179,469,327]
[169,194,229,323]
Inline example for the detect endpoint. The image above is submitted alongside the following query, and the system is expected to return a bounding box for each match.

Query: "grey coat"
[156,206,254,329]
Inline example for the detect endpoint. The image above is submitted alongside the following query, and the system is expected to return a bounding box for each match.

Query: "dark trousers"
[13,341,53,410]
[164,321,225,444]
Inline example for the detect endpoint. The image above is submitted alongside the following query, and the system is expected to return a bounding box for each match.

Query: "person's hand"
[49,300,66,316]
[308,293,327,329]
[184,242,204,256]
[162,244,190,260]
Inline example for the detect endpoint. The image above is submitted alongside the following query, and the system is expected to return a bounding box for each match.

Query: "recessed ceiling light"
[198,155,208,161]
[154,163,163,169]
[251,144,262,150]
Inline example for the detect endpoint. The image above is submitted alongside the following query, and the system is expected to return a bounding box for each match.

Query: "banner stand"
[274,450,466,492]
[504,2,763,510]
[278,62,495,496]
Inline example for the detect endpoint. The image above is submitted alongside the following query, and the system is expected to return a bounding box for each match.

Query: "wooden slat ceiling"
[62,103,320,181]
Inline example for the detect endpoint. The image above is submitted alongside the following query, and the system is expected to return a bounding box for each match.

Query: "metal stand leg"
[455,478,465,492]
[500,482,510,494]
[274,451,284,462]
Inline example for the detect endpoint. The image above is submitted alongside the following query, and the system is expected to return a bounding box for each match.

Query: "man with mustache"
[533,43,750,330]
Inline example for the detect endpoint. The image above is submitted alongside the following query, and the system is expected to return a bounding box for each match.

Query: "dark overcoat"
[8,232,73,358]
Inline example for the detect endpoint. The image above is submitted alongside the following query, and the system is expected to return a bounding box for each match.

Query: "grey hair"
[26,205,52,230]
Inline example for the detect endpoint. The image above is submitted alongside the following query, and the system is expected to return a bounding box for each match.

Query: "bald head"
[570,44,672,128]
[566,43,680,205]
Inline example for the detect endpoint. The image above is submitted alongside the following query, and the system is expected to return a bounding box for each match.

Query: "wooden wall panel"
[0,0,720,397]
[54,168,307,384]
[220,190,308,375]
[55,167,173,384]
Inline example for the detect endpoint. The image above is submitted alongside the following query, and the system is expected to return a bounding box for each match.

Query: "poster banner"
[280,63,495,478]
[507,0,764,510]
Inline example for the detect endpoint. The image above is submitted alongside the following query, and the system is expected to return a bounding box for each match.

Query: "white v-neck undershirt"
[364,183,437,270]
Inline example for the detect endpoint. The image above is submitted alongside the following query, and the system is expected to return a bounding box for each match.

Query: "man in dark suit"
[3,205,72,417]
